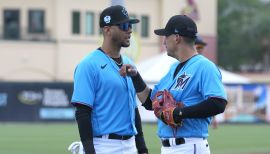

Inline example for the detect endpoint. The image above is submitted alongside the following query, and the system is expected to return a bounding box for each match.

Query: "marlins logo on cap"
[104,16,111,24]
[122,8,128,17]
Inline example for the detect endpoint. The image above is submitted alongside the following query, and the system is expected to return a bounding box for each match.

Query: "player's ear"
[175,34,182,44]
[103,26,111,35]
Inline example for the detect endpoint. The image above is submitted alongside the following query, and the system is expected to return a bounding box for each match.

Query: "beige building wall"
[159,0,217,36]
[159,0,217,61]
[0,0,217,82]
[0,0,56,81]
[0,41,56,81]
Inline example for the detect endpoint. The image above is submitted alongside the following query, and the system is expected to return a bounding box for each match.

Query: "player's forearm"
[131,72,147,93]
[134,108,149,154]
[140,89,153,111]
[120,64,152,110]
[137,86,151,103]
[173,97,227,122]
[130,72,151,103]
[75,104,96,154]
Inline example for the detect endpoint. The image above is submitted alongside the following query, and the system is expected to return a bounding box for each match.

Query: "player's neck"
[101,42,121,58]
[177,47,198,62]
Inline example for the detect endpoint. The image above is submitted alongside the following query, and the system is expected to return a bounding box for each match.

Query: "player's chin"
[166,51,173,57]
[122,42,130,47]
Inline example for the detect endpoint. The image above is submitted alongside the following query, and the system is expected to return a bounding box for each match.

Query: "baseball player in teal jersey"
[71,5,148,154]
[120,15,227,154]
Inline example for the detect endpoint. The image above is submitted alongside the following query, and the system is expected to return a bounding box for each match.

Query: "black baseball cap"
[154,15,197,38]
[195,35,207,46]
[99,5,139,27]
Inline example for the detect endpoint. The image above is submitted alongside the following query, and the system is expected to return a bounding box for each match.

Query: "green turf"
[0,123,79,154]
[0,123,270,154]
[208,124,270,154]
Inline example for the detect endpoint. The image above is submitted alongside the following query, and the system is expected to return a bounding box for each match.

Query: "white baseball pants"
[161,138,210,154]
[93,136,137,154]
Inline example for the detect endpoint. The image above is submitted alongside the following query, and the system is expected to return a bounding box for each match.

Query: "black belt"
[95,133,133,140]
[162,138,185,147]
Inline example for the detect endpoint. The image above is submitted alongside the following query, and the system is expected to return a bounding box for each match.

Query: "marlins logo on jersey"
[173,72,191,90]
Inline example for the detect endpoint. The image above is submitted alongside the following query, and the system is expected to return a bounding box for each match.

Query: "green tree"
[218,0,270,72]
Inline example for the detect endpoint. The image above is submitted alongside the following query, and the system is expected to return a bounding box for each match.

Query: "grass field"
[0,123,269,154]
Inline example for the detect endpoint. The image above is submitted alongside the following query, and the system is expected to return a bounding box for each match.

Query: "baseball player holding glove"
[71,5,148,154]
[120,15,227,154]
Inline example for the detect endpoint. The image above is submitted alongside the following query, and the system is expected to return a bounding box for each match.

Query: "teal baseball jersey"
[151,55,227,138]
[71,49,137,136]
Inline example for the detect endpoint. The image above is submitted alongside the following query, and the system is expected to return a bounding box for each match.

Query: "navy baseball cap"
[195,35,207,46]
[154,15,197,38]
[99,5,139,27]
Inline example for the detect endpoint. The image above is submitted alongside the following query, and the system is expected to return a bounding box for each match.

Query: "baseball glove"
[152,90,184,128]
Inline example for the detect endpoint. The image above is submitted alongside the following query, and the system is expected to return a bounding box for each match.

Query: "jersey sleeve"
[199,62,227,100]
[71,61,96,107]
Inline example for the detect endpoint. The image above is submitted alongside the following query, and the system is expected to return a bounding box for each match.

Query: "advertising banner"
[219,84,270,123]
[1,82,270,123]
[0,82,74,122]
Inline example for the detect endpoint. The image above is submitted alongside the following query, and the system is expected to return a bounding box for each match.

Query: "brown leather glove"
[152,90,184,128]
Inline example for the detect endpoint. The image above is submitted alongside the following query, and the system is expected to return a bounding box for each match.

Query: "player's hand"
[211,117,218,129]
[119,64,138,77]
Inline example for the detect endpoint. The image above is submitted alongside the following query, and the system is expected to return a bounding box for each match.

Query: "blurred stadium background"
[0,0,270,153]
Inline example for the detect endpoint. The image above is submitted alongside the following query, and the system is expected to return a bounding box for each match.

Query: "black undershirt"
[111,57,123,67]
[173,97,227,121]
[173,60,188,78]
[98,47,123,67]
[74,104,95,154]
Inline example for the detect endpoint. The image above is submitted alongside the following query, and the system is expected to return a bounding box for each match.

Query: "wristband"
[131,73,146,93]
